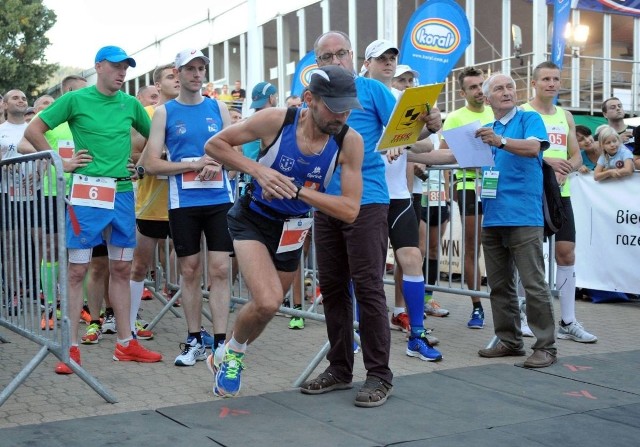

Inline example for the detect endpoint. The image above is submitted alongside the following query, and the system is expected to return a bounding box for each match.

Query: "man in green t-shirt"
[24,45,162,375]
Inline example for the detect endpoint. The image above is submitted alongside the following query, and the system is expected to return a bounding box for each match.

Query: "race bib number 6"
[70,174,116,209]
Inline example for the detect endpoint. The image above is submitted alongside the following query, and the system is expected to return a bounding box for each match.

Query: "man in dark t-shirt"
[231,80,246,102]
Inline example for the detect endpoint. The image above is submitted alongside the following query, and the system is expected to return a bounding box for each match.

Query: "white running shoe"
[102,314,116,334]
[174,336,207,366]
[521,313,534,337]
[557,321,598,343]
[424,300,450,318]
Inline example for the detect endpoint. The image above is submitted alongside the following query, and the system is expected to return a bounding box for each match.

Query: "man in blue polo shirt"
[474,73,557,369]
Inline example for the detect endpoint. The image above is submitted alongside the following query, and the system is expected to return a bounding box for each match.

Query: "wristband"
[295,185,302,200]
[427,126,439,134]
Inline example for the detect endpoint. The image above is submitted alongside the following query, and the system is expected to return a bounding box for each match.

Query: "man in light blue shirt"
[474,73,557,369]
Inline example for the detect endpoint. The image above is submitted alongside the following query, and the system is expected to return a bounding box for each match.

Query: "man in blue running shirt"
[204,65,364,398]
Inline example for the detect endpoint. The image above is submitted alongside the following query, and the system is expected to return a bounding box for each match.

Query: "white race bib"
[58,140,74,162]
[70,174,116,209]
[425,190,447,207]
[276,217,313,254]
[181,157,223,189]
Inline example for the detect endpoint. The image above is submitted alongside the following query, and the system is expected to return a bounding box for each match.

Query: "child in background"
[575,125,600,173]
[594,126,634,181]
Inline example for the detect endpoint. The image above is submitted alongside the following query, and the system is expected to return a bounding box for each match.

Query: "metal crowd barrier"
[0,151,116,406]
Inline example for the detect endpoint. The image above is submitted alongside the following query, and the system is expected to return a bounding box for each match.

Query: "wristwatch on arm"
[498,136,506,149]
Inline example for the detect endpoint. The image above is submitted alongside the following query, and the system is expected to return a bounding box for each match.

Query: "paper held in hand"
[376,83,444,151]
[441,120,495,168]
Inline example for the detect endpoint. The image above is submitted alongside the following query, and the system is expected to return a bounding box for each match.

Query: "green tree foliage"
[0,0,58,101]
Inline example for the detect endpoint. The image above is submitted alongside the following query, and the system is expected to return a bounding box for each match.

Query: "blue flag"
[290,51,318,96]
[399,0,471,84]
[551,0,572,70]
[559,0,640,18]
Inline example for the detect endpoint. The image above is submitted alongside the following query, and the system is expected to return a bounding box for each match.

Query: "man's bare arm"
[408,149,456,165]
[141,105,217,176]
[205,108,296,198]
[130,128,147,163]
[17,136,37,154]
[297,130,363,223]
[24,117,52,151]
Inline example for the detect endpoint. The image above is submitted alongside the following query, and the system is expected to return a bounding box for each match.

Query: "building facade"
[55,0,640,118]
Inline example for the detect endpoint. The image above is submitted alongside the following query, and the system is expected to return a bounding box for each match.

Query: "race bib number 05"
[70,174,116,209]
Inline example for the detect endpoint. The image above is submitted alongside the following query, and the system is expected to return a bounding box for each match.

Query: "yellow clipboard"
[377,83,444,151]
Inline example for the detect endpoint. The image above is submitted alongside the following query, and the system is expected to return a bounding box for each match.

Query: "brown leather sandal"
[354,376,393,407]
[300,371,353,395]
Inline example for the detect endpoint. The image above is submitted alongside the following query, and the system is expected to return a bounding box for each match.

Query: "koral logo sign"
[411,18,460,55]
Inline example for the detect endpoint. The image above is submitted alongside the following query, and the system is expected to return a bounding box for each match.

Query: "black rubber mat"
[4,350,640,447]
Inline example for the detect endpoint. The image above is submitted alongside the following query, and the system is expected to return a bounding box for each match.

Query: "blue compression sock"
[403,275,426,337]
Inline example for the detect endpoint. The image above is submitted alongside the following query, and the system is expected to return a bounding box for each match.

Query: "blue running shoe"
[214,344,245,397]
[467,308,485,329]
[200,327,215,349]
[206,344,225,394]
[406,332,443,361]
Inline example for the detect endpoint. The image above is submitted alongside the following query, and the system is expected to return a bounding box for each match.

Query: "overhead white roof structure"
[123,0,319,81]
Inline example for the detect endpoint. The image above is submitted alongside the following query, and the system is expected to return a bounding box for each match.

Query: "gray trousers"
[482,226,557,354]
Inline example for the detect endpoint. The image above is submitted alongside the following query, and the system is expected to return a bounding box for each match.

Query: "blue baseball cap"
[95,46,136,67]
[250,82,277,109]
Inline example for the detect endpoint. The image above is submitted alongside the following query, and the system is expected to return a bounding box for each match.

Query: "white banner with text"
[571,172,640,294]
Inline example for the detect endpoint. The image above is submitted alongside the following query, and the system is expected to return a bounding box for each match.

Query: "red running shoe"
[55,346,81,374]
[79,306,92,325]
[390,312,411,333]
[113,339,162,362]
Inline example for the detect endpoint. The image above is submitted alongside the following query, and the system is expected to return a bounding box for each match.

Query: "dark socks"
[213,333,226,348]
[427,259,438,286]
[189,331,202,344]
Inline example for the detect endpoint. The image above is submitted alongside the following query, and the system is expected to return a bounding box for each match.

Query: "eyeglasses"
[317,49,351,63]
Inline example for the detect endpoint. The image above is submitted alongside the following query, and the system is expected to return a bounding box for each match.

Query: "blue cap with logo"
[250,82,277,109]
[95,46,136,67]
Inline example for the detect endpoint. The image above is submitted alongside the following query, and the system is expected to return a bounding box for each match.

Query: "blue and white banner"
[571,173,640,294]
[399,0,471,84]
[550,0,572,70]
[543,0,640,17]
[290,50,318,97]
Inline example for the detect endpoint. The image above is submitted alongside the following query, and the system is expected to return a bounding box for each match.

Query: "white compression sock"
[556,265,576,324]
[130,280,145,332]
